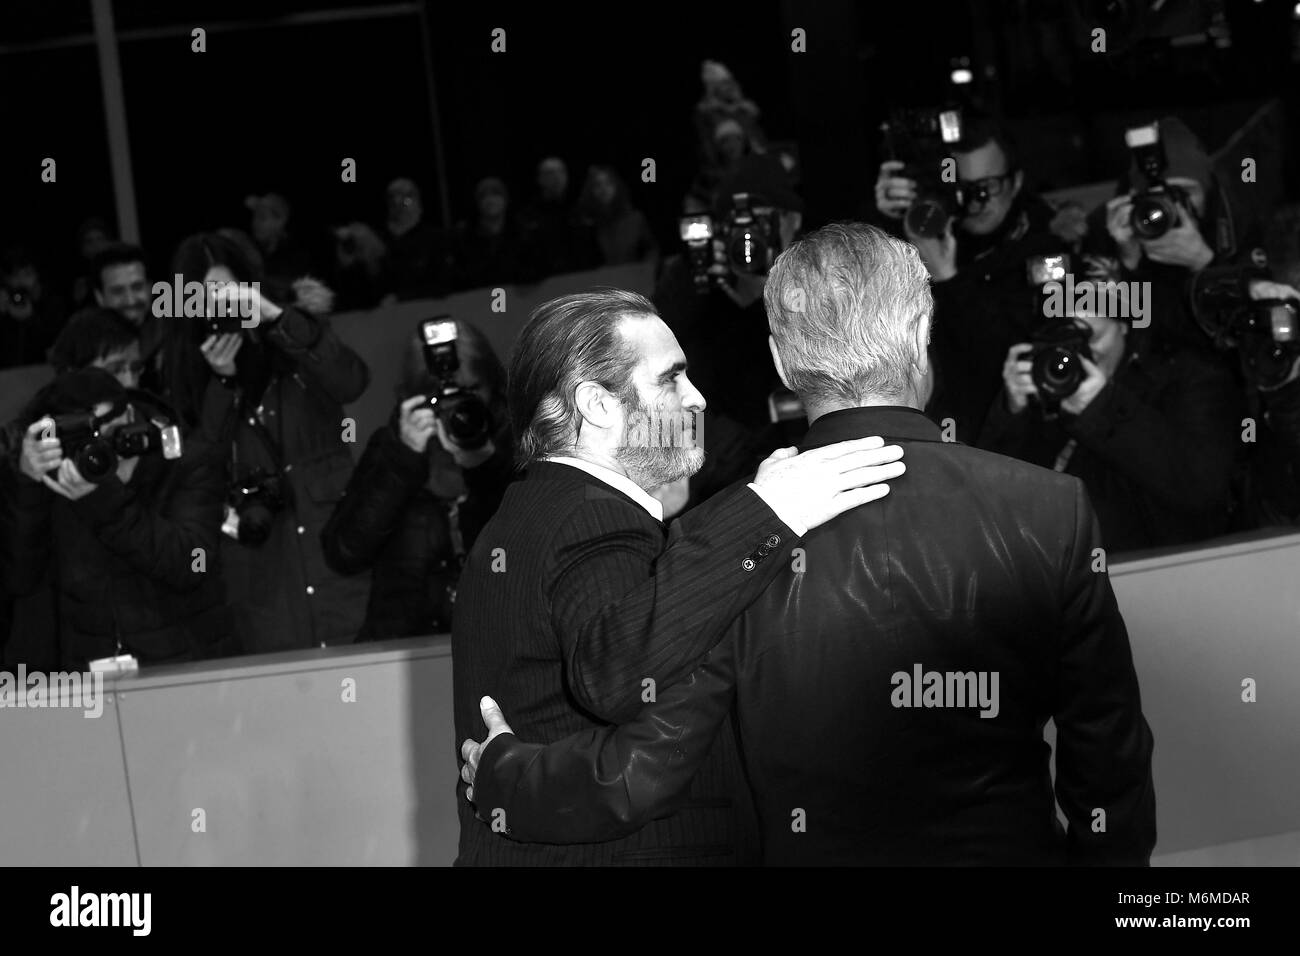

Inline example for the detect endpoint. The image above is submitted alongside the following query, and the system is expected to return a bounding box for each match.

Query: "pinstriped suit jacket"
[452,459,797,866]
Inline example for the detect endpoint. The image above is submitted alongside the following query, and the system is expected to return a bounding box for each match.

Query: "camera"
[880,107,965,239]
[1019,318,1094,415]
[679,192,785,294]
[1125,123,1191,241]
[50,410,183,484]
[679,193,783,295]
[419,318,492,450]
[223,469,285,547]
[1191,265,1300,390]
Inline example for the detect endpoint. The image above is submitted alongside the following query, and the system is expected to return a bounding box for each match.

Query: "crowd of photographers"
[1,62,1298,674]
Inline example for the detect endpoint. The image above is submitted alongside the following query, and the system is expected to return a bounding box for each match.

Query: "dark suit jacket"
[452,459,799,866]
[474,407,1157,866]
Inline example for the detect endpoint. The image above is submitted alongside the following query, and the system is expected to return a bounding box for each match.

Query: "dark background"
[2,0,1298,283]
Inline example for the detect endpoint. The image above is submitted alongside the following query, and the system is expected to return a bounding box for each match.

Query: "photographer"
[1088,117,1249,356]
[1195,263,1300,527]
[321,321,514,639]
[159,232,371,654]
[654,164,805,434]
[874,114,1059,443]
[49,306,146,389]
[978,276,1242,553]
[0,368,234,670]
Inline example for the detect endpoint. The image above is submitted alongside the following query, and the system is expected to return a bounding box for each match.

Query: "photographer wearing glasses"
[159,231,371,655]
[0,368,235,671]
[978,261,1242,554]
[321,320,514,640]
[875,112,1060,443]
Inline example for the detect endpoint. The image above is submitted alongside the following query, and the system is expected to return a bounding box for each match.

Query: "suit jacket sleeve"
[472,638,738,844]
[549,480,796,722]
[1053,478,1157,865]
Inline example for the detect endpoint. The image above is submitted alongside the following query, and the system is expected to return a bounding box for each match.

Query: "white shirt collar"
[545,456,665,522]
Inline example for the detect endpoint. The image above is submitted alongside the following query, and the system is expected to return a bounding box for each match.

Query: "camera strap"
[1052,439,1078,474]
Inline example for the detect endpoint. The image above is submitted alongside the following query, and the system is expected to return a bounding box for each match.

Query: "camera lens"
[444,395,491,450]
[728,229,768,274]
[1130,196,1174,240]
[905,199,950,240]
[75,439,118,483]
[1032,347,1085,399]
[238,505,273,546]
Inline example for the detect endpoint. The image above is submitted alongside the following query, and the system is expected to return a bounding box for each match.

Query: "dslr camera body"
[1024,253,1094,416]
[50,408,183,485]
[881,107,965,239]
[1191,265,1300,391]
[418,318,492,450]
[1125,122,1192,241]
[223,468,286,547]
[679,193,783,295]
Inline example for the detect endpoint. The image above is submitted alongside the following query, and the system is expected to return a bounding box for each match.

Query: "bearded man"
[450,287,906,866]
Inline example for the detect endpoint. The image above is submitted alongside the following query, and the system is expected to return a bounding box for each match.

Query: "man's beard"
[614,395,705,489]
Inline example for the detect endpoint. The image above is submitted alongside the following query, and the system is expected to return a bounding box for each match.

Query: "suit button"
[767,534,780,548]
[742,558,756,572]
[757,545,770,556]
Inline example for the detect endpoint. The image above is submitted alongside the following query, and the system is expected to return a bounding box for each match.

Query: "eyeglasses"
[958,172,1017,205]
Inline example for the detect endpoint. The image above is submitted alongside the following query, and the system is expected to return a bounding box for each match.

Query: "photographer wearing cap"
[978,262,1242,553]
[874,112,1060,443]
[159,231,371,654]
[321,320,514,639]
[0,368,235,671]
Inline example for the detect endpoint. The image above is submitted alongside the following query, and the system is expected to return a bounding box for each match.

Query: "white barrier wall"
[2,531,1298,866]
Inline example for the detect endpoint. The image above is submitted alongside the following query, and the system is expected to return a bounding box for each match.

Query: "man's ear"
[913,313,932,371]
[768,336,793,390]
[93,289,106,308]
[573,380,618,431]
[1010,169,1024,201]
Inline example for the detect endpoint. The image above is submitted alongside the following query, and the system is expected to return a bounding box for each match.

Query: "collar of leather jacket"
[799,405,943,450]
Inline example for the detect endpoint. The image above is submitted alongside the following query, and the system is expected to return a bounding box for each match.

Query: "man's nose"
[681,375,706,412]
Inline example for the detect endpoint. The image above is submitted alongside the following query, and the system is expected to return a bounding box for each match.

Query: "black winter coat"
[0,421,236,671]
[979,340,1243,553]
[320,422,514,640]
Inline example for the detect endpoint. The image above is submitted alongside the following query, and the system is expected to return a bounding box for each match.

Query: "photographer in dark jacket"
[1086,117,1253,357]
[159,232,371,653]
[874,114,1060,443]
[979,276,1242,553]
[322,322,514,639]
[1,368,235,670]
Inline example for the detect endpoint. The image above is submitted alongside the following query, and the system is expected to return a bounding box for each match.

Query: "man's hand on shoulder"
[751,436,905,534]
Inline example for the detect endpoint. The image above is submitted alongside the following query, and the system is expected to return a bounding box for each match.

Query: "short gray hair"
[764,222,933,405]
